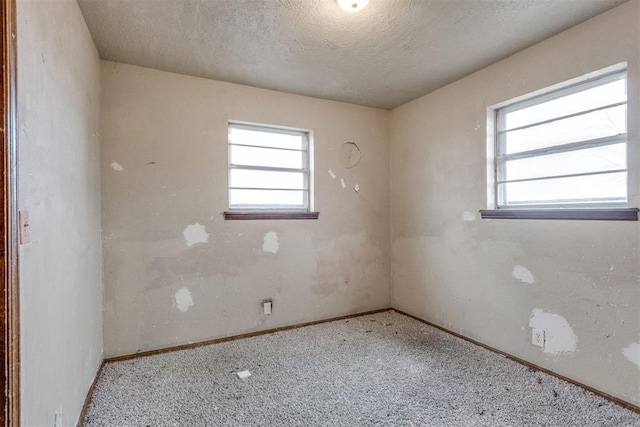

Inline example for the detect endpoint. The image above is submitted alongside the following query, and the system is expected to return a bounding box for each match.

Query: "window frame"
[482,66,638,221]
[224,121,319,220]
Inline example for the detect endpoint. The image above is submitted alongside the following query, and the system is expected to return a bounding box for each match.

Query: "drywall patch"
[263,231,279,254]
[174,288,194,312]
[462,211,476,222]
[513,265,535,284]
[183,223,209,247]
[529,309,577,354]
[110,161,124,171]
[623,343,640,368]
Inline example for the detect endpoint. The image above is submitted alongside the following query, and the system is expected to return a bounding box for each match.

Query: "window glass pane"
[229,169,306,190]
[230,145,306,169]
[228,126,306,150]
[227,123,311,211]
[503,143,626,182]
[503,104,626,155]
[500,171,626,206]
[504,78,626,131]
[229,189,307,209]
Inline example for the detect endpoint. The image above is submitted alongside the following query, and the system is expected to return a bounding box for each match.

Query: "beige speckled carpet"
[84,311,640,426]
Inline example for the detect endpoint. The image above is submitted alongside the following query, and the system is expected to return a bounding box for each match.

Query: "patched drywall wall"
[529,309,578,355]
[390,0,640,406]
[101,62,390,357]
[17,0,103,425]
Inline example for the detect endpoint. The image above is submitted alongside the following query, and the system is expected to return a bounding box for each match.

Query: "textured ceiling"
[77,0,627,109]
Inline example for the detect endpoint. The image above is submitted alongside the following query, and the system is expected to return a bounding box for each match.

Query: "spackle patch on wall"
[110,161,124,171]
[328,170,336,179]
[174,288,194,312]
[623,342,640,368]
[513,265,535,284]
[263,231,279,253]
[340,178,346,189]
[529,309,577,354]
[183,223,209,247]
[462,211,476,222]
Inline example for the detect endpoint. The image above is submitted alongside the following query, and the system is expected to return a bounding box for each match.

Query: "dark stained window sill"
[479,208,638,221]
[224,211,320,220]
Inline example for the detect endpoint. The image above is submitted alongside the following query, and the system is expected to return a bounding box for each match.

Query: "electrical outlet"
[53,411,62,427]
[262,300,272,315]
[531,328,545,348]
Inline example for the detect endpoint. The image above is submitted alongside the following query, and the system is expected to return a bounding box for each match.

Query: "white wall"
[390,0,640,406]
[100,62,390,358]
[17,0,103,425]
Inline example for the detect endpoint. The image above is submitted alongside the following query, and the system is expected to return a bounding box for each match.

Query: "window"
[483,67,637,221]
[225,122,318,220]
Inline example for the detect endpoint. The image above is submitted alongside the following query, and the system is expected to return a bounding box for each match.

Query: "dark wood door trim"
[2,0,19,425]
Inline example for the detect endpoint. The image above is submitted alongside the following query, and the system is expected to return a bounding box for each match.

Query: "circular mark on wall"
[339,142,362,169]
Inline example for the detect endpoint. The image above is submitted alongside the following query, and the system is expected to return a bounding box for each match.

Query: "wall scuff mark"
[513,265,535,284]
[183,223,209,247]
[174,288,194,312]
[623,343,640,368]
[110,161,124,171]
[263,231,279,253]
[529,309,577,354]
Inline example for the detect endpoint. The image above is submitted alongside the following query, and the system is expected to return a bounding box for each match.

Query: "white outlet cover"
[532,328,545,348]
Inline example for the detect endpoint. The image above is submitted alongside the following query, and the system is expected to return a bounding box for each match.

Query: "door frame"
[2,0,19,425]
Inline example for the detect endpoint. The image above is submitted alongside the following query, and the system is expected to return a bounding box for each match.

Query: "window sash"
[497,70,626,123]
[228,123,311,210]
[229,189,310,210]
[497,171,627,207]
[494,69,627,208]
[497,101,626,135]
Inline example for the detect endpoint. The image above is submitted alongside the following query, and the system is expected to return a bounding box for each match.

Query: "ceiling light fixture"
[337,0,369,13]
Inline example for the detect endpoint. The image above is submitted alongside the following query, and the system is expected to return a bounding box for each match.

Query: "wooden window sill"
[479,208,638,221]
[224,211,320,220]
